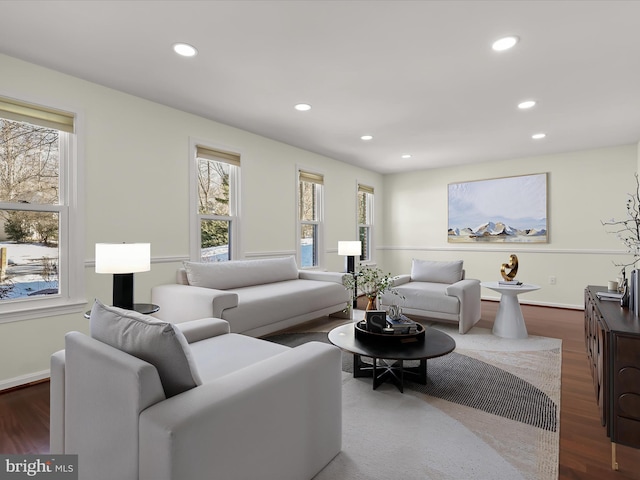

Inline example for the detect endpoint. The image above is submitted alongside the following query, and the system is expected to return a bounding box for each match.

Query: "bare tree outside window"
[299,175,322,268]
[197,157,235,261]
[0,118,60,300]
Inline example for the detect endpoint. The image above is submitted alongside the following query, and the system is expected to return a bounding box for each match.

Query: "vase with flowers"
[342,265,402,310]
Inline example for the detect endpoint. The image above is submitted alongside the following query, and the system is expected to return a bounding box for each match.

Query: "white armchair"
[50,301,342,480]
[379,259,481,334]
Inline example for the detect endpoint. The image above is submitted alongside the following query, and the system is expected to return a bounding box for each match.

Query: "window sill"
[0,297,87,324]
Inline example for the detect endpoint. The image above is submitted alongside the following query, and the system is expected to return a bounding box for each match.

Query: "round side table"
[481,282,540,339]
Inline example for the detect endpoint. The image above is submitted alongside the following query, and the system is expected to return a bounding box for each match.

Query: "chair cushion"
[411,259,463,284]
[183,256,299,290]
[394,282,461,315]
[89,299,202,398]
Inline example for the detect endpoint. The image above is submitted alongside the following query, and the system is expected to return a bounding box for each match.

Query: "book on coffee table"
[386,315,418,334]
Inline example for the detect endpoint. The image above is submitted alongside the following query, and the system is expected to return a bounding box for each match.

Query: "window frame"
[357,183,374,263]
[189,138,241,262]
[297,167,324,269]
[0,95,85,324]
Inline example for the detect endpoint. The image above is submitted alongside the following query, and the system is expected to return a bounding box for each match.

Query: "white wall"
[380,144,637,308]
[0,53,382,387]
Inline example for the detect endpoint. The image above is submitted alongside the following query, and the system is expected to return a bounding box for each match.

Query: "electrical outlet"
[549,276,557,285]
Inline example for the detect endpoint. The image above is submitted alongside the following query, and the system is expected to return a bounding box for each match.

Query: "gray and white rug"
[266,320,562,480]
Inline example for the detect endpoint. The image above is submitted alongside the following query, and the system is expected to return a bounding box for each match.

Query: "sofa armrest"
[445,278,480,297]
[139,341,342,480]
[64,332,166,480]
[391,274,412,287]
[446,279,481,333]
[151,284,238,323]
[298,270,348,284]
[174,318,230,343]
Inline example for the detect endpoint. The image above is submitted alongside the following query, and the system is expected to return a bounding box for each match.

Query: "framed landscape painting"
[448,173,548,243]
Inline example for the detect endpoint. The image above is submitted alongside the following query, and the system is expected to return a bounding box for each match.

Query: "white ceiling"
[1,0,639,174]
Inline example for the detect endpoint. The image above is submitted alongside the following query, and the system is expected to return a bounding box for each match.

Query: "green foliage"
[201,220,229,249]
[3,211,59,245]
[4,211,30,242]
[33,213,59,246]
[343,265,402,302]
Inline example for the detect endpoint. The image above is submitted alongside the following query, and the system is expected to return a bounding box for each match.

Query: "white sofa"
[151,256,350,337]
[379,259,481,334]
[50,301,342,480]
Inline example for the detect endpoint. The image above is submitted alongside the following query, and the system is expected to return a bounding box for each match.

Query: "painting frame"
[447,173,548,243]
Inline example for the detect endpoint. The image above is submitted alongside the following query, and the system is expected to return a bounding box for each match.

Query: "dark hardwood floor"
[1,300,639,478]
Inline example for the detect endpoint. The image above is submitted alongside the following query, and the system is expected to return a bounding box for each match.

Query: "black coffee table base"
[354,354,427,392]
[354,354,427,393]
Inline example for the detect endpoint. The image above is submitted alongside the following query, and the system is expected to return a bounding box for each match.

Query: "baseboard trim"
[0,370,50,392]
[481,295,583,311]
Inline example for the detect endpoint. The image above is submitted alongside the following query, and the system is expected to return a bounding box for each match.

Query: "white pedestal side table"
[481,282,540,339]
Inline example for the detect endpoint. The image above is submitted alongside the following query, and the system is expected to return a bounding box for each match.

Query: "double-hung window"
[0,95,82,321]
[298,169,324,268]
[193,144,240,262]
[358,184,374,262]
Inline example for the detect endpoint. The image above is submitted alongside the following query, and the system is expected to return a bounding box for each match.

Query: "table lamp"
[95,243,151,310]
[338,240,361,308]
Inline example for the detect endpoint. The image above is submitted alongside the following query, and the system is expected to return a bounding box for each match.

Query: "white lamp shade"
[95,243,151,274]
[338,241,361,256]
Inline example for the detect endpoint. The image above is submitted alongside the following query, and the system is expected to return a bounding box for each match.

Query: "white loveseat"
[379,259,481,334]
[50,301,342,480]
[151,256,350,337]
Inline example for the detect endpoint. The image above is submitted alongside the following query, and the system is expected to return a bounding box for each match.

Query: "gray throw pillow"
[183,256,299,290]
[89,299,202,398]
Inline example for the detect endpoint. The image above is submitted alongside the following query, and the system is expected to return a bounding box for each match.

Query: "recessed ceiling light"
[294,103,312,111]
[492,36,519,51]
[360,135,373,141]
[518,100,536,109]
[173,43,198,57]
[401,154,412,159]
[532,133,546,139]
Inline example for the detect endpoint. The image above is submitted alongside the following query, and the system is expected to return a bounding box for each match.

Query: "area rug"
[265,318,562,480]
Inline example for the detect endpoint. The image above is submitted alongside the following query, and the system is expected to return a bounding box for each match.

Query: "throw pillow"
[411,259,464,284]
[183,256,299,290]
[89,299,202,398]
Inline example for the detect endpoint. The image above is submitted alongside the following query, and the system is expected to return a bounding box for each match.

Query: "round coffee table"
[328,322,456,393]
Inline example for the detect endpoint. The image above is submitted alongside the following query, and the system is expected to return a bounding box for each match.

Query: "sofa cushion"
[394,282,461,315]
[411,259,463,284]
[89,300,202,398]
[184,257,299,290]
[222,279,349,333]
[189,333,290,383]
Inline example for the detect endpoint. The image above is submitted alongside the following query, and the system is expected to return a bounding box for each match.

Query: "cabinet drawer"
[615,415,640,447]
[616,336,640,365]
[618,391,640,421]
[617,367,640,394]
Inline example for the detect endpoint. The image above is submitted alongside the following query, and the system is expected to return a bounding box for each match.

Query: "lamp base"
[113,273,134,310]
[346,255,358,309]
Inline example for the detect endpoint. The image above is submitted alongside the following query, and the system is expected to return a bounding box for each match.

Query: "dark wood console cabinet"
[584,286,640,470]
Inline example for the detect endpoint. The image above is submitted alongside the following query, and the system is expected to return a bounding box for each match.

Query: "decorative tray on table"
[354,319,425,344]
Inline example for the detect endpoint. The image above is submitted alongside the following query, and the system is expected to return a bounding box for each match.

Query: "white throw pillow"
[410,259,464,284]
[89,300,202,398]
[183,256,299,290]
